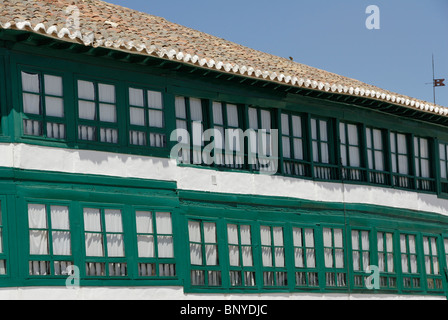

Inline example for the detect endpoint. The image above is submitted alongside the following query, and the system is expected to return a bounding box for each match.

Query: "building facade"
[0,0,447,299]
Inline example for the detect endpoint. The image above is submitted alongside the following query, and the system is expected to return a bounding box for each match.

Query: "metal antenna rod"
[432,54,436,104]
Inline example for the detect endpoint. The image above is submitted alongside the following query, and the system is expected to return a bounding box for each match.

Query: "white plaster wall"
[1,143,448,216]
[0,286,443,300]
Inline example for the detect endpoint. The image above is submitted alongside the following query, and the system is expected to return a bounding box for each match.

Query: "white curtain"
[78,101,96,120]
[440,144,447,179]
[260,226,272,267]
[130,107,145,126]
[273,227,284,268]
[148,91,164,128]
[293,228,303,268]
[104,209,124,257]
[44,74,63,96]
[175,96,187,119]
[23,93,41,115]
[227,104,239,127]
[22,72,40,93]
[100,128,118,143]
[323,228,333,268]
[188,221,202,265]
[84,208,104,257]
[78,80,95,100]
[50,206,71,256]
[129,88,144,107]
[99,103,117,123]
[78,125,96,141]
[240,225,253,267]
[156,212,173,258]
[228,224,240,267]
[28,204,48,255]
[204,222,218,266]
[98,83,115,104]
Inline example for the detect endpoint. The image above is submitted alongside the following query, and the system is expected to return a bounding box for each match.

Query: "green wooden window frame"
[281,112,309,178]
[399,233,422,290]
[366,127,389,185]
[188,219,222,287]
[322,227,347,288]
[128,87,167,149]
[413,136,435,192]
[135,210,176,278]
[20,69,66,140]
[292,226,318,288]
[209,101,244,169]
[27,203,73,277]
[339,122,364,182]
[226,223,257,288]
[377,231,398,290]
[438,141,448,194]
[175,96,206,165]
[82,207,127,278]
[390,131,413,190]
[351,229,371,289]
[422,235,444,291]
[247,106,276,172]
[259,224,288,287]
[310,117,338,180]
[76,79,119,144]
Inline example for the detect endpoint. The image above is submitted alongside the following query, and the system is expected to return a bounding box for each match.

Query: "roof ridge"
[0,0,446,115]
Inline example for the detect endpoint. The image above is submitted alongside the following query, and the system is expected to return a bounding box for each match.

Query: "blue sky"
[107,0,448,107]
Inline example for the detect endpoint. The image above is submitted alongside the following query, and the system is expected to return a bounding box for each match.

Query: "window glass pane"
[147,91,163,109]
[98,84,115,103]
[23,93,41,115]
[45,97,64,117]
[28,204,47,229]
[104,209,123,233]
[136,211,153,234]
[148,110,164,128]
[189,98,203,121]
[83,208,102,232]
[129,88,144,107]
[226,104,239,127]
[29,230,48,255]
[188,221,201,242]
[44,75,63,96]
[175,97,186,119]
[50,206,70,230]
[99,104,117,123]
[227,224,239,245]
[155,212,172,234]
[22,72,40,93]
[78,80,95,100]
[130,107,145,126]
[78,101,96,120]
[213,102,223,125]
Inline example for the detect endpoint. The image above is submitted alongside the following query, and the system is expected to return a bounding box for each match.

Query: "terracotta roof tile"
[0,0,447,116]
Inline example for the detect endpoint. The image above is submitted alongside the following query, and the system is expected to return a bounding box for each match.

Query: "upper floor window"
[439,142,448,193]
[339,122,362,181]
[21,71,65,139]
[175,96,204,164]
[366,127,387,185]
[390,132,411,189]
[311,118,337,180]
[414,137,434,191]
[281,113,307,177]
[77,80,118,144]
[128,88,166,148]
[248,107,274,171]
[28,204,72,276]
[211,102,243,169]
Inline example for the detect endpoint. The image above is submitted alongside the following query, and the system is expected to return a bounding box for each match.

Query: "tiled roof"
[1,0,447,116]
